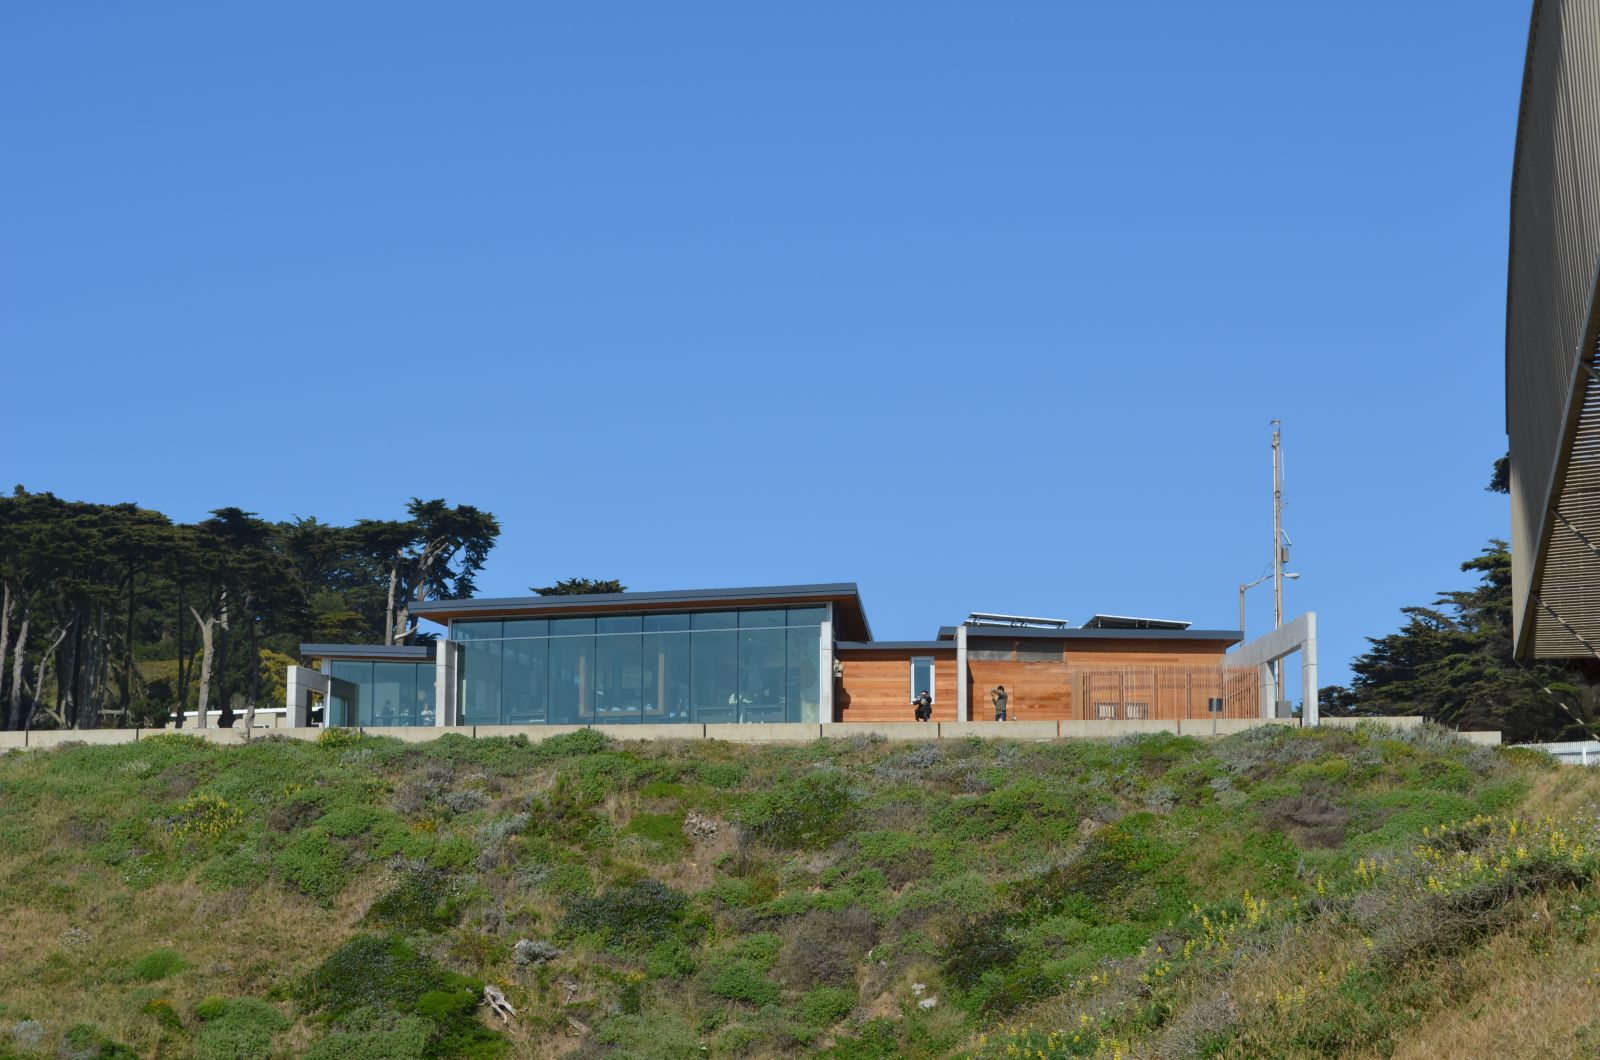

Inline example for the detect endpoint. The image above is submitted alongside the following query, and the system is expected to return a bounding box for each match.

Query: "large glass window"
[501,636,547,724]
[549,633,594,724]
[739,626,787,722]
[461,640,502,726]
[596,632,644,723]
[453,606,824,726]
[787,625,821,723]
[325,659,435,727]
[692,628,738,723]
[643,629,691,721]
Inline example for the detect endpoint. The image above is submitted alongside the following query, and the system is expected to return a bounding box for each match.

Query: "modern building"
[285,583,1272,729]
[1506,0,1600,658]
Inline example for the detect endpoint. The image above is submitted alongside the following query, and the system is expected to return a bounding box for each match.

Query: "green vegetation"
[1,726,1597,1057]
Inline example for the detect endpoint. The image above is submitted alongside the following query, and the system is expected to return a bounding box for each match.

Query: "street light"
[1240,571,1299,636]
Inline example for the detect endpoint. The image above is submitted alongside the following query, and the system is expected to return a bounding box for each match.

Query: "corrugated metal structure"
[1507,0,1600,658]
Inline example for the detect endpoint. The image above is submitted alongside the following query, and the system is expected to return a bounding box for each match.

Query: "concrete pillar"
[284,666,329,728]
[1300,612,1319,726]
[434,642,459,727]
[956,625,969,722]
[819,604,835,724]
[1258,663,1276,718]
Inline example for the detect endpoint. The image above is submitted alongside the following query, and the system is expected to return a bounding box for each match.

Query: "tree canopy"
[0,489,499,731]
[1320,539,1600,744]
[531,578,627,596]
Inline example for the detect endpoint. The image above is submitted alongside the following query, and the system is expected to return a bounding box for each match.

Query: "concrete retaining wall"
[0,714,1500,751]
[1320,716,1425,730]
[1184,717,1299,738]
[705,723,824,743]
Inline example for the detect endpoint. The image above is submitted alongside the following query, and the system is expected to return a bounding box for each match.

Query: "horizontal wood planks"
[836,651,958,723]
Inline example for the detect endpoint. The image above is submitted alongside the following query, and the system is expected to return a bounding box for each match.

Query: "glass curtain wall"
[324,661,437,727]
[453,607,825,726]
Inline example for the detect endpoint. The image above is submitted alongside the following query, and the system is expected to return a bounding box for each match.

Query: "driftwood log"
[483,984,516,1023]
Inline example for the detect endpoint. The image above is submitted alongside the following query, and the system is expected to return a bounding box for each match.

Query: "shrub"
[170,794,245,844]
[193,997,229,1021]
[141,997,182,1031]
[297,934,502,1057]
[317,728,365,752]
[779,906,879,988]
[535,728,612,759]
[365,868,460,932]
[275,830,348,903]
[705,960,780,1006]
[626,811,689,857]
[128,948,187,982]
[305,1017,434,1060]
[737,770,856,850]
[195,998,289,1060]
[798,985,856,1027]
[694,761,746,789]
[1261,793,1350,849]
[60,1024,138,1060]
[941,912,1017,990]
[317,804,384,838]
[562,878,688,948]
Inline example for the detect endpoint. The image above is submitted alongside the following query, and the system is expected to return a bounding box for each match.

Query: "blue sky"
[1,2,1526,689]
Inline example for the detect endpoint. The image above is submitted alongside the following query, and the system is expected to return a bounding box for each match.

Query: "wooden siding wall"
[836,639,1256,722]
[836,652,959,723]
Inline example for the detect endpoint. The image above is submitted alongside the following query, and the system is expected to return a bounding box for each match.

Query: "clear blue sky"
[1,2,1526,690]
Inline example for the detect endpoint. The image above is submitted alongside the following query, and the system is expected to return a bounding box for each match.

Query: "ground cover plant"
[0,724,1596,1057]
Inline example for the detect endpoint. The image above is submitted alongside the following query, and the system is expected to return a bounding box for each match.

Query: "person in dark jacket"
[991,685,1008,721]
[912,690,933,722]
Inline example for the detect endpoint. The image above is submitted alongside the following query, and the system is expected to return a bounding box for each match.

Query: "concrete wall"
[0,714,1493,750]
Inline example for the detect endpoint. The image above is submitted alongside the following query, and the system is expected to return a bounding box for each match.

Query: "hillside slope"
[0,726,1594,1058]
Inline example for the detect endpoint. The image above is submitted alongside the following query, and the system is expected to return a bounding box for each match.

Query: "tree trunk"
[83,605,107,729]
[189,605,216,728]
[59,613,81,729]
[27,626,69,731]
[8,605,29,731]
[385,560,400,645]
[122,559,135,721]
[0,584,11,728]
[175,583,187,728]
[243,609,260,741]
[217,592,234,728]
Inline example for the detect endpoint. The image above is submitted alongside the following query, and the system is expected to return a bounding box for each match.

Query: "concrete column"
[956,625,969,722]
[1258,663,1276,718]
[434,642,459,727]
[818,604,835,724]
[1300,612,1319,726]
[284,666,329,728]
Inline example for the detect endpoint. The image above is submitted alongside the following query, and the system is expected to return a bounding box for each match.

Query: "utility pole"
[1272,419,1284,630]
[1267,419,1285,715]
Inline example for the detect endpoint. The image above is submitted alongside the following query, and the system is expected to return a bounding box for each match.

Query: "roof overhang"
[835,641,956,653]
[411,583,873,642]
[300,643,436,661]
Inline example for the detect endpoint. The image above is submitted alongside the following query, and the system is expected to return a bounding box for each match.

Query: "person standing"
[991,685,1008,721]
[912,690,933,722]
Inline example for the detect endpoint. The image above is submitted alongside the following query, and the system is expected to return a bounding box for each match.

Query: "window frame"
[909,656,936,703]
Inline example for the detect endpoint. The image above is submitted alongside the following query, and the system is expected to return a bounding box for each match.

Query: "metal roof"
[410,583,873,642]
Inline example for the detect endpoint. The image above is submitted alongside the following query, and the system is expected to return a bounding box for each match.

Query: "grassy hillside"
[0,725,1594,1058]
